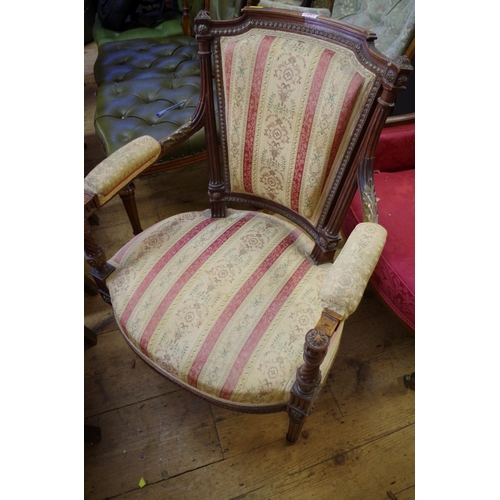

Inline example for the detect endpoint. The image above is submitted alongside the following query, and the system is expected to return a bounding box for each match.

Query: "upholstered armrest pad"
[84,136,161,206]
[320,222,387,319]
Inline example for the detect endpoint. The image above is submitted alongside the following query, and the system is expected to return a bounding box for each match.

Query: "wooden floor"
[84,41,415,500]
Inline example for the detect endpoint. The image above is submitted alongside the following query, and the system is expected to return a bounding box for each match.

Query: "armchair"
[85,6,412,443]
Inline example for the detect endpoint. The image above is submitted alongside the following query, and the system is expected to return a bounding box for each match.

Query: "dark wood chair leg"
[286,328,330,444]
[84,327,101,443]
[119,182,143,235]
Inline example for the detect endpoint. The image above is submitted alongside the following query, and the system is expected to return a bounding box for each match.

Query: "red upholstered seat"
[342,118,415,329]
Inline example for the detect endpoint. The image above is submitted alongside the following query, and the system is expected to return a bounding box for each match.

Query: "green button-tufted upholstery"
[93,36,200,84]
[94,75,204,158]
[93,0,246,161]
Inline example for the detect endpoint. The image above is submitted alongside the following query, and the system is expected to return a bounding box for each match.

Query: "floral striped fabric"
[220,30,376,223]
[108,210,344,407]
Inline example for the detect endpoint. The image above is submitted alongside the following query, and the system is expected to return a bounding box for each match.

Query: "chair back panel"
[195,7,413,262]
[219,29,377,224]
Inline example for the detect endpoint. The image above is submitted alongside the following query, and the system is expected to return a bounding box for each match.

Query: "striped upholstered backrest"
[219,28,377,225]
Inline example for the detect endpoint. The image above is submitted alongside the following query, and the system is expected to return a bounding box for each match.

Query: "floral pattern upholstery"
[220,30,376,224]
[107,210,384,407]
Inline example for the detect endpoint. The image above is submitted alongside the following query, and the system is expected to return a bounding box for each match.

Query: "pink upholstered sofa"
[342,113,415,330]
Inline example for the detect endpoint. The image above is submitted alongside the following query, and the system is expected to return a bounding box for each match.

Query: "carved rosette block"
[311,228,342,265]
[209,183,227,218]
[194,9,211,37]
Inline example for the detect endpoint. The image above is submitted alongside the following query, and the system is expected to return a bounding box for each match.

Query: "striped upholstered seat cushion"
[108,210,344,408]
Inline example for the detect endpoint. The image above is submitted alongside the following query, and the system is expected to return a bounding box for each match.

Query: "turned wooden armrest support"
[287,223,386,443]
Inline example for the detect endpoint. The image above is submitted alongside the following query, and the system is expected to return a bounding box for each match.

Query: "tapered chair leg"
[119,183,143,235]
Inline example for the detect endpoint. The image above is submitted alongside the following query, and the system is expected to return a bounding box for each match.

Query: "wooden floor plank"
[85,391,223,499]
[212,386,339,458]
[334,295,415,369]
[85,330,179,417]
[234,425,415,500]
[214,379,414,462]
[115,417,414,500]
[329,342,415,417]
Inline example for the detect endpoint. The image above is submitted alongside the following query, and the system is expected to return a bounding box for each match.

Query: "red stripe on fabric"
[290,49,335,212]
[242,35,276,193]
[218,258,312,400]
[120,217,216,327]
[324,71,365,185]
[223,40,239,115]
[137,213,257,354]
[187,228,301,388]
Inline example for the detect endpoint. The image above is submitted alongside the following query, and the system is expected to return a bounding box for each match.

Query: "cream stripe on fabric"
[291,48,335,212]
